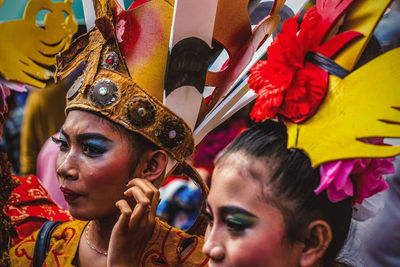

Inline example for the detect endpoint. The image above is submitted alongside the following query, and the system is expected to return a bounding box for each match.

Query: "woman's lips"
[60,187,82,202]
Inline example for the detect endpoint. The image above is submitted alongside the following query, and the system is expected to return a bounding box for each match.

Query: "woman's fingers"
[149,188,160,225]
[124,186,151,207]
[108,179,160,267]
[126,179,156,201]
[114,200,132,233]
[115,199,132,215]
[123,178,160,230]
[129,201,147,231]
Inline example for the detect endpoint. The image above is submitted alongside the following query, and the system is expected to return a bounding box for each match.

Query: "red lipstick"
[60,187,82,202]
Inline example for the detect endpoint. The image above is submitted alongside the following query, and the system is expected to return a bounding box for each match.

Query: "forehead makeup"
[63,110,124,138]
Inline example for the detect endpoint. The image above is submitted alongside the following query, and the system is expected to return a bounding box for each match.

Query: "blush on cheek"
[85,156,132,184]
[233,223,288,266]
[85,167,111,183]
[232,239,278,266]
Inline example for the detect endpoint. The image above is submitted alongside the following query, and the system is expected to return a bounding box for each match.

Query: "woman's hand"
[107,178,160,267]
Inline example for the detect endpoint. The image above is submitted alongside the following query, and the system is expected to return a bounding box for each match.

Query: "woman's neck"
[88,211,120,252]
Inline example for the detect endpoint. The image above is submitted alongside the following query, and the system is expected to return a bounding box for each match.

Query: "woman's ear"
[136,149,168,184]
[300,220,332,267]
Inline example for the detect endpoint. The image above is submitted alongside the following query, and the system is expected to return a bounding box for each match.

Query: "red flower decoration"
[249,7,328,123]
[249,4,361,123]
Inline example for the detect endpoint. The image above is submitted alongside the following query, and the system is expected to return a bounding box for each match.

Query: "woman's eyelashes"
[223,213,258,234]
[203,210,214,226]
[81,139,108,157]
[220,207,258,234]
[52,135,69,151]
[205,204,258,234]
[52,133,110,157]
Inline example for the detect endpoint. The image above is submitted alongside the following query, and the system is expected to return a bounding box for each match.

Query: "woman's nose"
[56,150,79,180]
[203,226,225,262]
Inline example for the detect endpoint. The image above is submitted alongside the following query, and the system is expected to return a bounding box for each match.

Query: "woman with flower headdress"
[203,120,356,266]
[203,0,400,266]
[1,0,288,265]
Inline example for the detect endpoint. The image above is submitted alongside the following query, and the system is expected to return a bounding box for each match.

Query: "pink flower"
[315,155,395,204]
[315,160,355,202]
[0,78,27,114]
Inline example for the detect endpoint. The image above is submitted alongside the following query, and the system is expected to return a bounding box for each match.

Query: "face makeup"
[203,153,302,267]
[55,110,136,221]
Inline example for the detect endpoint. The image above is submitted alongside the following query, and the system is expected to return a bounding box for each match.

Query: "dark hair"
[219,120,352,266]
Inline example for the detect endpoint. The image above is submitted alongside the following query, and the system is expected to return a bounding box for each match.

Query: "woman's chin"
[68,210,88,221]
[68,205,117,221]
[207,261,226,267]
[67,205,96,221]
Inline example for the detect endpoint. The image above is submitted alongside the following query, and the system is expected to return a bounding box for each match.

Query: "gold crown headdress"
[55,0,291,234]
[249,0,400,204]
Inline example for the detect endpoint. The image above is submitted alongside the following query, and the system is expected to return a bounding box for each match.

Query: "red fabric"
[315,0,357,42]
[127,0,149,10]
[162,175,188,187]
[4,175,73,245]
[115,10,141,55]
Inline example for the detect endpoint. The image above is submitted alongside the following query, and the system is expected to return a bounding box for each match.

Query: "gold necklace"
[85,221,108,256]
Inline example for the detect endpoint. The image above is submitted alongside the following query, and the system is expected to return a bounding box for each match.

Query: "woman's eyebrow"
[219,206,257,218]
[76,133,112,142]
[60,128,70,141]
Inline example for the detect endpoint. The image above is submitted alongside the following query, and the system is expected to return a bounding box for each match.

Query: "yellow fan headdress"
[0,0,78,88]
[249,0,399,204]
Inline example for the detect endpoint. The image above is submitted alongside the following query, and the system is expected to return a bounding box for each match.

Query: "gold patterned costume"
[10,219,208,266]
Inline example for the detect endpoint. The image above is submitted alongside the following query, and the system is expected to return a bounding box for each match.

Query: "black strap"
[306,52,350,78]
[33,221,63,267]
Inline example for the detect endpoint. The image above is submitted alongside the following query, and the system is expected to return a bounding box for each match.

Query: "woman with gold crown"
[3,0,207,265]
[0,0,289,266]
[203,0,400,266]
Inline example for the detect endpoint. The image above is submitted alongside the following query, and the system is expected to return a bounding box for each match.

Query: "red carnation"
[249,7,328,123]
[249,2,362,123]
